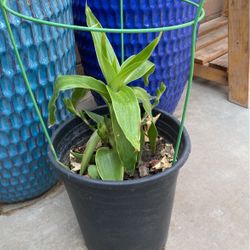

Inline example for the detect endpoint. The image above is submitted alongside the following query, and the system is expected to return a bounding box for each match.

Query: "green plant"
[48,4,166,181]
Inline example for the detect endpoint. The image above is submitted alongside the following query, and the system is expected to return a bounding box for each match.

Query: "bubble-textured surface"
[0,0,76,203]
[73,0,199,113]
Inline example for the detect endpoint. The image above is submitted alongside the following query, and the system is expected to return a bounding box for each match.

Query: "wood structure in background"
[194,0,250,108]
[194,16,228,86]
[228,0,250,107]
[203,0,225,21]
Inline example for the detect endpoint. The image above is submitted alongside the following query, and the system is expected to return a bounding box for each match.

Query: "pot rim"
[48,106,191,188]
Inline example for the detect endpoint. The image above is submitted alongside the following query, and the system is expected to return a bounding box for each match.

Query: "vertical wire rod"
[173,0,206,163]
[0,5,58,160]
[120,0,124,63]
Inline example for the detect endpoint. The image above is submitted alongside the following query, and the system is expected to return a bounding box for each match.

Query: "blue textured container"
[73,0,199,113]
[0,0,76,203]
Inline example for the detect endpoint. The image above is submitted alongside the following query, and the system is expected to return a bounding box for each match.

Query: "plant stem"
[80,112,95,132]
[80,130,101,175]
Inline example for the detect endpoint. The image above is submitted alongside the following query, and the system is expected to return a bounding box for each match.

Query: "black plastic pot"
[48,106,191,250]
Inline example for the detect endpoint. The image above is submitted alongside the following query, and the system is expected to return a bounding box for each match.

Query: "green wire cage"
[0,0,205,189]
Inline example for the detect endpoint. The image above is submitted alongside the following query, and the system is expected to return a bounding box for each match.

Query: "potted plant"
[48,5,191,250]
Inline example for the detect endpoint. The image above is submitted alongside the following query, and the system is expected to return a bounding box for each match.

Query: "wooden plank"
[222,0,229,17]
[203,0,224,22]
[196,25,228,51]
[209,54,228,72]
[228,0,250,107]
[205,12,224,22]
[199,16,228,36]
[194,64,228,86]
[195,37,228,65]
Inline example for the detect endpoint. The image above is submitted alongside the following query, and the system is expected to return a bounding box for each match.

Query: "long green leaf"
[146,81,165,153]
[84,110,105,124]
[148,121,158,154]
[101,34,120,73]
[110,106,137,173]
[109,33,162,88]
[96,147,124,181]
[85,4,120,84]
[124,32,162,66]
[107,86,141,150]
[64,98,78,116]
[80,130,101,175]
[70,150,83,160]
[84,110,110,142]
[64,99,95,131]
[110,60,155,88]
[70,150,95,163]
[72,89,88,107]
[109,33,162,89]
[143,62,156,86]
[104,116,116,148]
[64,88,88,117]
[120,55,135,68]
[132,87,153,117]
[48,75,109,126]
[64,89,97,131]
[152,82,166,108]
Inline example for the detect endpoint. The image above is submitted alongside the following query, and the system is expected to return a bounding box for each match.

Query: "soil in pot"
[69,136,175,180]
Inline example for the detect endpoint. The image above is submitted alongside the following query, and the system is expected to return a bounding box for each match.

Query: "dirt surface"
[125,137,174,180]
[69,137,174,180]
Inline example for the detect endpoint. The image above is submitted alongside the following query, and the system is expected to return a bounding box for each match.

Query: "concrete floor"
[0,79,249,250]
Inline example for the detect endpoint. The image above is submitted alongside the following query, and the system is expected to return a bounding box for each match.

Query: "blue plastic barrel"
[0,0,76,203]
[73,0,200,113]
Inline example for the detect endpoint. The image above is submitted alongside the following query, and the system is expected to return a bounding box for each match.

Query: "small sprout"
[88,165,100,179]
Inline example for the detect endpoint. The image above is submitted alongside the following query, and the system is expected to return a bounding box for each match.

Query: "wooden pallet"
[194,16,229,86]
[195,0,250,108]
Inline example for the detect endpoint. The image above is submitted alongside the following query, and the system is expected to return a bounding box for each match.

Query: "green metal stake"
[120,0,124,63]
[0,4,58,160]
[173,0,206,163]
